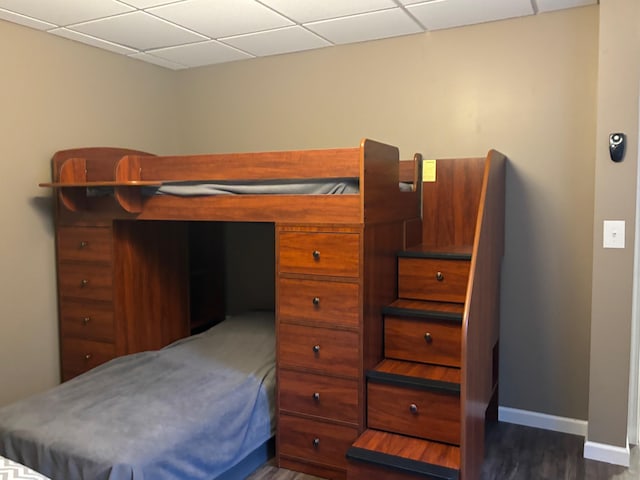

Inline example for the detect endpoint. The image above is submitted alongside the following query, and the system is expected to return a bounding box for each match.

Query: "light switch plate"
[603,220,625,248]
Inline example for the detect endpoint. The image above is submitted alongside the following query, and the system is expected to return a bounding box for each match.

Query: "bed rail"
[40,139,422,225]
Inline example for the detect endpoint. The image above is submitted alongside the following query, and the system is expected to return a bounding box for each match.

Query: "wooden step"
[347,429,460,480]
[397,245,472,303]
[366,359,461,445]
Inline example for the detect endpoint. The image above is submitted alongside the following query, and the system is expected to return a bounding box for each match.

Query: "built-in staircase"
[347,151,506,480]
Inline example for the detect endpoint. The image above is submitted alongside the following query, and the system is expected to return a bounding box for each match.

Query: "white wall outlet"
[603,220,625,249]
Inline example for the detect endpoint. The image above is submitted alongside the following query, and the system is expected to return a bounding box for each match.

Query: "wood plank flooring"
[246,421,639,480]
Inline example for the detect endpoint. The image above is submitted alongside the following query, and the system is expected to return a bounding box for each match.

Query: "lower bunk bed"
[0,311,276,480]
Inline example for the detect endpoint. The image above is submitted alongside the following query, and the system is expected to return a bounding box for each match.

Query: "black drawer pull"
[79,241,88,249]
[82,317,91,325]
[312,296,320,306]
[424,332,433,344]
[435,271,444,281]
[409,403,419,414]
[312,392,320,401]
[312,438,320,448]
[84,353,92,361]
[312,344,320,353]
[312,250,320,260]
[80,279,89,287]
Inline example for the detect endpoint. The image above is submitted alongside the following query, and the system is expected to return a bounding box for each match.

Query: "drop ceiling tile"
[69,11,207,51]
[536,0,597,13]
[222,26,331,57]
[0,0,133,26]
[50,27,138,55]
[120,0,186,8]
[305,8,422,45]
[149,0,292,38]
[129,51,188,69]
[407,0,534,30]
[258,0,397,24]
[147,40,253,67]
[0,8,56,30]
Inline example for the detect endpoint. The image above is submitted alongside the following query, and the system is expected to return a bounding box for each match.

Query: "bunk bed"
[4,138,423,480]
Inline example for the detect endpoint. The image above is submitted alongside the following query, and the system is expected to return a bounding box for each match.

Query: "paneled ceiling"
[0,0,597,70]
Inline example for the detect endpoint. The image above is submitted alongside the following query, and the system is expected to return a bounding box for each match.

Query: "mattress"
[0,311,276,480]
[0,455,51,479]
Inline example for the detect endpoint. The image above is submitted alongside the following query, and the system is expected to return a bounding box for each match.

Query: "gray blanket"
[0,311,276,480]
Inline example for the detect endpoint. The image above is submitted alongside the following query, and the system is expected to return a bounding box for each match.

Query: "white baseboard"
[498,406,588,437]
[583,440,630,467]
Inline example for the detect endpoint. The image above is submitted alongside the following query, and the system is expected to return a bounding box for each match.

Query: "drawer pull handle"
[435,271,444,281]
[79,241,88,248]
[84,353,92,360]
[424,332,433,344]
[312,297,320,306]
[312,392,320,401]
[312,438,320,448]
[312,344,320,353]
[80,279,89,287]
[82,317,91,325]
[409,403,419,414]
[312,250,321,261]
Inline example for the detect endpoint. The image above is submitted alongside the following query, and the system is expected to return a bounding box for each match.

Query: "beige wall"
[588,0,640,448]
[0,4,604,438]
[175,7,599,420]
[0,20,179,407]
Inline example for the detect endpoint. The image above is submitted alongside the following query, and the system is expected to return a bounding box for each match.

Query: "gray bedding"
[0,311,276,480]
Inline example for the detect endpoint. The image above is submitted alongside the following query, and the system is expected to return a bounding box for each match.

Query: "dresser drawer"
[59,299,115,343]
[385,316,461,368]
[398,257,470,303]
[58,263,112,301]
[279,278,359,327]
[57,227,112,263]
[279,369,358,423]
[60,337,117,381]
[278,323,359,378]
[367,382,460,445]
[279,231,359,277]
[279,414,358,470]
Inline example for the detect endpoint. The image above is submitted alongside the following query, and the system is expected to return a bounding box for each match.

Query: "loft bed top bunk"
[40,138,422,225]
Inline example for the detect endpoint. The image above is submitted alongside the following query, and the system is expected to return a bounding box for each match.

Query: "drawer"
[278,414,358,470]
[385,316,461,368]
[60,337,117,381]
[279,231,359,277]
[59,299,115,343]
[278,323,359,378]
[279,278,359,328]
[58,263,112,301]
[367,382,460,445]
[279,369,358,423]
[398,257,470,303]
[57,227,112,263]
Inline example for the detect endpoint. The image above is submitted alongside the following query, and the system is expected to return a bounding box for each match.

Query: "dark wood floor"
[246,421,639,480]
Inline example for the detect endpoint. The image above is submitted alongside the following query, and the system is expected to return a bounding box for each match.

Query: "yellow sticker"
[423,159,436,182]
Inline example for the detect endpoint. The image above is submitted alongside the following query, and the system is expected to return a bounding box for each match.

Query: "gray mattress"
[0,311,276,480]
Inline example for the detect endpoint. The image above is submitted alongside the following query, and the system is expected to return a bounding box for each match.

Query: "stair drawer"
[279,369,358,423]
[60,337,117,381]
[398,257,469,303]
[59,299,115,343]
[385,316,461,368]
[279,414,358,470]
[278,231,360,277]
[278,323,359,377]
[367,382,460,445]
[279,277,359,328]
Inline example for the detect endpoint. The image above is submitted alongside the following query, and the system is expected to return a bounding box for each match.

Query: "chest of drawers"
[56,226,117,381]
[276,225,362,480]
